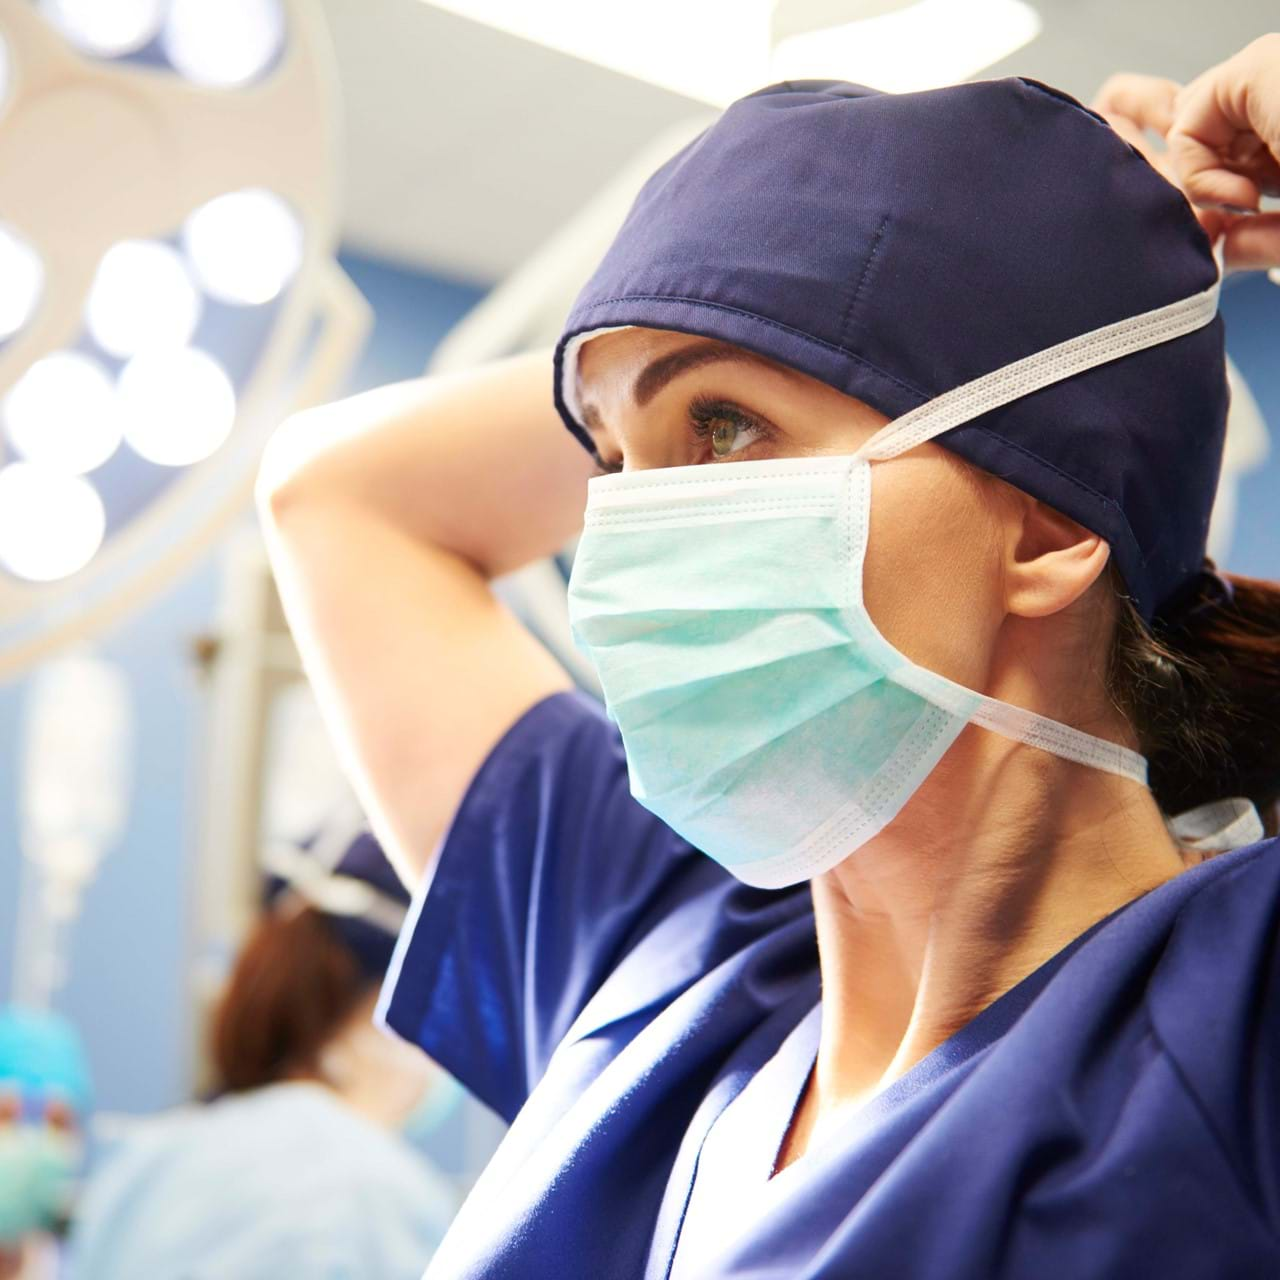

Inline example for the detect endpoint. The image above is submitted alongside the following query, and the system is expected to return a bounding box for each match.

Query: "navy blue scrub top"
[377,690,1280,1278]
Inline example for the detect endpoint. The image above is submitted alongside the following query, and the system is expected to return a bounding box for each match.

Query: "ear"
[1002,493,1110,619]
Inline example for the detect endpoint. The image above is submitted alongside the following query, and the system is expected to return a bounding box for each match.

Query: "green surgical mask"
[0,1126,78,1242]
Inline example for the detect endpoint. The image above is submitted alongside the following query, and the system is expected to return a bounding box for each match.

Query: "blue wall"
[0,249,488,1113]
[1219,273,1280,582]
[0,256,1276,1116]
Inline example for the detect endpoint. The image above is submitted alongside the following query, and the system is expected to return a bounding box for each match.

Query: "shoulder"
[1140,838,1280,1216]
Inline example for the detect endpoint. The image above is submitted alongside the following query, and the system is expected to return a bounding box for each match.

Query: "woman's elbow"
[255,408,332,523]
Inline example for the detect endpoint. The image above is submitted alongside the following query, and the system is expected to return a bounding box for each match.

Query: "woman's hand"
[1093,33,1280,274]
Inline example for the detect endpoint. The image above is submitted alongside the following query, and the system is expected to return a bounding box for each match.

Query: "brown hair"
[210,904,372,1094]
[1107,561,1280,835]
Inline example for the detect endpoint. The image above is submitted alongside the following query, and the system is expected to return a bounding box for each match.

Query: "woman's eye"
[688,396,768,460]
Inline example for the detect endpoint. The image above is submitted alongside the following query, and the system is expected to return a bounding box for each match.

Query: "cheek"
[861,458,1003,686]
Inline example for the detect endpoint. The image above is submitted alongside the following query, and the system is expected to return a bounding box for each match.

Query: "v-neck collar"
[666,898,1134,1278]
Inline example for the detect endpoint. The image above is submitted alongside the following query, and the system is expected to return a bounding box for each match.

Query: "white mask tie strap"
[855,269,1222,463]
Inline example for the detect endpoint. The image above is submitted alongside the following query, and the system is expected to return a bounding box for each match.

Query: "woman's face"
[575,326,1015,691]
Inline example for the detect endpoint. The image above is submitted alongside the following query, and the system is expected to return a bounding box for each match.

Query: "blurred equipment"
[414,0,1041,103]
[12,652,133,1009]
[0,0,370,679]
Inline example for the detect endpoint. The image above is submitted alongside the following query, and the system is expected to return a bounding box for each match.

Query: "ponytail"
[1107,560,1280,834]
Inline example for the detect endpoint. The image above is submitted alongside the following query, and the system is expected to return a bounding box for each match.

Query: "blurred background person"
[0,1008,91,1280]
[65,817,460,1280]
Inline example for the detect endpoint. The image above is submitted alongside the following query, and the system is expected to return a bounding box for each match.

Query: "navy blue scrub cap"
[551,76,1230,625]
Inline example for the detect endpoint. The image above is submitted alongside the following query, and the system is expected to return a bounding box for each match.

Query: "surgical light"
[0,463,105,583]
[162,0,286,88]
[182,189,304,305]
[0,0,367,668]
[84,239,201,359]
[118,347,237,467]
[0,224,43,341]
[3,352,123,474]
[37,0,167,58]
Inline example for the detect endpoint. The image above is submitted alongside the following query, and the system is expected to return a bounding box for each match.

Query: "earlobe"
[1004,498,1111,619]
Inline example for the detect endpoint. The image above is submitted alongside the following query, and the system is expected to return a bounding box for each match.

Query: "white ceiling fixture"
[416,0,774,107]
[771,0,1042,93]
[415,0,1041,105]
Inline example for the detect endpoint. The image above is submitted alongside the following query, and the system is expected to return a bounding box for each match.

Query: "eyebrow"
[578,340,802,434]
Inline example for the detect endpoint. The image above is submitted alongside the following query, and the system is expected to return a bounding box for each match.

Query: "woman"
[258,57,1280,1280]
[67,821,459,1280]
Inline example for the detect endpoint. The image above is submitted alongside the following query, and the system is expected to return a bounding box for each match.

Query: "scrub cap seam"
[836,214,890,351]
[570,295,929,401]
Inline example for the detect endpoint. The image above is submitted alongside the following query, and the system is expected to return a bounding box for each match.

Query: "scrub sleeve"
[375,689,811,1126]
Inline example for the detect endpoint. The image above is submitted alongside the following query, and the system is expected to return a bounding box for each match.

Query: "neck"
[804,718,1185,1130]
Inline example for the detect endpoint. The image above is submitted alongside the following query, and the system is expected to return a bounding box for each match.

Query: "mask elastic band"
[854,271,1222,464]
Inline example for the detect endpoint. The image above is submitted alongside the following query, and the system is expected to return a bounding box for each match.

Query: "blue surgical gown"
[68,1082,457,1279]
[377,690,1280,1278]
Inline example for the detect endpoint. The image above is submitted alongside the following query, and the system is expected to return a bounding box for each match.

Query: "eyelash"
[591,394,773,476]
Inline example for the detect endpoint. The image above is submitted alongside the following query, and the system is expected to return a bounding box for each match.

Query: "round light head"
[3,352,123,474]
[38,0,168,57]
[118,347,237,467]
[162,0,286,87]
[0,224,43,341]
[182,189,303,305]
[85,240,201,359]
[0,464,106,582]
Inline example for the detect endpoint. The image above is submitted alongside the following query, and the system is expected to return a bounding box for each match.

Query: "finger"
[1220,212,1280,272]
[1169,126,1263,211]
[1168,52,1265,211]
[1092,73,1181,135]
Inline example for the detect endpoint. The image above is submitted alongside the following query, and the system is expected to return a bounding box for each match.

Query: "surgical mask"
[567,259,1263,889]
[0,1126,78,1242]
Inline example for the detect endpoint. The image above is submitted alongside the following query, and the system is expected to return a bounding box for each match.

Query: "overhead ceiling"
[322,0,1279,284]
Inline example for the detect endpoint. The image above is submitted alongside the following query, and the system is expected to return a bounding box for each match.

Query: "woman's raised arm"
[255,348,596,889]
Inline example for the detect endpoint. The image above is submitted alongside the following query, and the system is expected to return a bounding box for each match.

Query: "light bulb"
[86,240,201,359]
[0,224,43,341]
[38,0,168,57]
[0,463,106,582]
[3,352,123,474]
[118,347,237,467]
[163,0,285,88]
[183,189,303,305]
